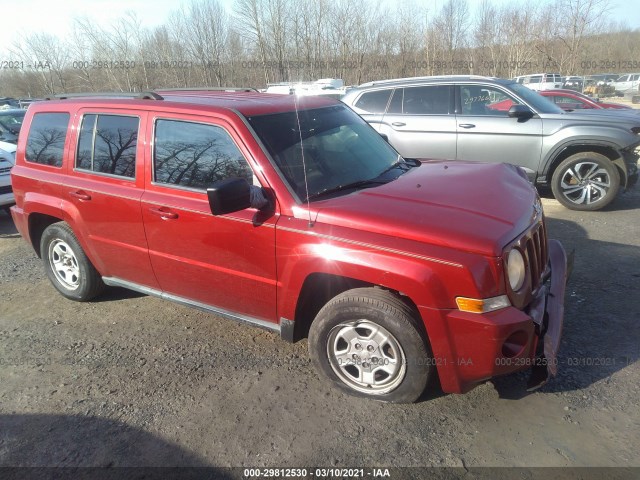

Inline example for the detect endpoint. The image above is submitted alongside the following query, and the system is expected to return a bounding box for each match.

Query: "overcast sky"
[0,0,638,56]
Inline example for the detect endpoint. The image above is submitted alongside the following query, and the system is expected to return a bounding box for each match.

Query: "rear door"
[377,85,457,159]
[140,114,278,323]
[64,109,158,288]
[455,84,543,174]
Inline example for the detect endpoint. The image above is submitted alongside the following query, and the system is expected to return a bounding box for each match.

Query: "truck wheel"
[41,222,105,301]
[308,288,432,403]
[551,152,620,211]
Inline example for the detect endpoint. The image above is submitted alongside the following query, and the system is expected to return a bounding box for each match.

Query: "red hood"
[310,161,539,256]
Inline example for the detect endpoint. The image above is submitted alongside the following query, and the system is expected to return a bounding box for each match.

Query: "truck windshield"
[247,104,405,202]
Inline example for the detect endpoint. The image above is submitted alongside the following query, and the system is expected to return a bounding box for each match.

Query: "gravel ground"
[0,186,639,475]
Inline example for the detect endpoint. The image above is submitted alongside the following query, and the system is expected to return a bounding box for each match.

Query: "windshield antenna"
[293,93,313,228]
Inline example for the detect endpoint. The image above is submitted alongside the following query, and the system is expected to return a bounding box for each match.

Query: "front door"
[455,84,543,176]
[141,115,278,323]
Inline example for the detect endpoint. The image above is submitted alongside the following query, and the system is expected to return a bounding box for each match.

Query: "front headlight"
[507,249,526,291]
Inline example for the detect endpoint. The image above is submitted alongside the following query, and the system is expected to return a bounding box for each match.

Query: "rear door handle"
[391,122,406,127]
[69,191,91,201]
[458,123,476,129]
[149,207,179,220]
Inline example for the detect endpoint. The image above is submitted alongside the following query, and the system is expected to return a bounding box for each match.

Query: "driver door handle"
[458,123,476,129]
[391,122,406,127]
[149,207,179,220]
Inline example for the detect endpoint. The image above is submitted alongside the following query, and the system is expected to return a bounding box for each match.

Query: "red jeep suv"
[10,91,568,402]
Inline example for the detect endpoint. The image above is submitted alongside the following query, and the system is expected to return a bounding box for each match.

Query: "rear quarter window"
[354,90,392,113]
[25,113,70,167]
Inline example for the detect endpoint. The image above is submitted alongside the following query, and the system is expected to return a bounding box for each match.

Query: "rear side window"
[354,90,392,113]
[402,85,451,114]
[25,113,70,167]
[76,114,139,178]
[154,119,253,190]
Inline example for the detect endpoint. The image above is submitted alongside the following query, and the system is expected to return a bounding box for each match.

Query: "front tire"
[551,152,620,211]
[41,222,105,301]
[308,288,432,403]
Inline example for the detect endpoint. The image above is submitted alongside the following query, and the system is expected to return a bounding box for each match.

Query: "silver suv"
[342,75,640,211]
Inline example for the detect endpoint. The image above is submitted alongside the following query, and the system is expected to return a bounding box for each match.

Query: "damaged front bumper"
[526,239,571,390]
[428,239,571,395]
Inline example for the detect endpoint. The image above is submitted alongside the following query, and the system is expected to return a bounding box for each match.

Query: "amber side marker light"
[456,295,510,314]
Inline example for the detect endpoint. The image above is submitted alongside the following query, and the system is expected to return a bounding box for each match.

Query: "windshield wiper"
[305,157,418,201]
[378,158,412,176]
[305,178,388,201]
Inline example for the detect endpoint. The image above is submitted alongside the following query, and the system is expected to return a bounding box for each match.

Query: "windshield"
[508,83,564,114]
[247,104,404,201]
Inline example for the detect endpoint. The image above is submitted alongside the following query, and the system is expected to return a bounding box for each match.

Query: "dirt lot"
[0,187,639,475]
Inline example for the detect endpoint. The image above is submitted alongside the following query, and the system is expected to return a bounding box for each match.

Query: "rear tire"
[41,222,105,301]
[551,152,620,211]
[308,287,432,403]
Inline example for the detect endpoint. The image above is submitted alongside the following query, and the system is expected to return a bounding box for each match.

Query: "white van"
[513,73,563,91]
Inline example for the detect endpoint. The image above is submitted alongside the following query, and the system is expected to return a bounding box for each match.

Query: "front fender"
[276,228,504,373]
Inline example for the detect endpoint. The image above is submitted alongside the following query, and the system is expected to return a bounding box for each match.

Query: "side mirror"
[507,104,534,119]
[207,177,251,215]
[379,133,389,143]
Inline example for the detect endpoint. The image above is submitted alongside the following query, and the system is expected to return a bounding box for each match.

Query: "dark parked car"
[0,97,20,109]
[0,109,26,136]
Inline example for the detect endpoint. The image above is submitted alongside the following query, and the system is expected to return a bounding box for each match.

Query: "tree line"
[2,0,639,97]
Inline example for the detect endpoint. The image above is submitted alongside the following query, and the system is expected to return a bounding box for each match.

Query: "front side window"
[154,119,253,189]
[76,114,139,178]
[25,113,70,167]
[461,85,521,116]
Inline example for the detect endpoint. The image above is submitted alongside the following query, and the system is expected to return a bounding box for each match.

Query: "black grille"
[525,220,548,292]
[0,185,13,195]
[507,218,550,310]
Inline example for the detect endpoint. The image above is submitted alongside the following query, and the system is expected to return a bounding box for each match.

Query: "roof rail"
[44,92,164,100]
[158,87,258,93]
[359,75,496,87]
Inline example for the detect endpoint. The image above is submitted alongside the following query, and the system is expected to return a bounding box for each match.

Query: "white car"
[0,140,16,213]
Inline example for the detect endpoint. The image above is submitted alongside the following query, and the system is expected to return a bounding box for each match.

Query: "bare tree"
[433,0,470,74]
[557,0,610,73]
[11,33,70,94]
[235,0,270,84]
